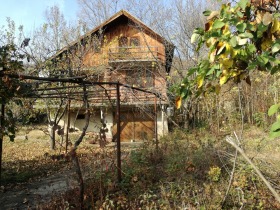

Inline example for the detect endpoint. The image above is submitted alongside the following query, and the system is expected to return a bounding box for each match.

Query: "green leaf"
[212,20,225,29]
[203,10,212,16]
[206,67,215,76]
[271,65,280,74]
[268,104,280,116]
[271,120,280,132]
[236,23,247,33]
[238,0,249,10]
[187,67,197,76]
[274,13,280,18]
[247,22,257,31]
[247,44,256,53]
[239,32,253,39]
[272,43,280,53]
[269,130,280,138]
[236,11,244,18]
[257,54,269,65]
[247,61,258,70]
[193,27,204,35]
[191,33,200,44]
[230,36,237,47]
[199,60,210,72]
[257,24,268,38]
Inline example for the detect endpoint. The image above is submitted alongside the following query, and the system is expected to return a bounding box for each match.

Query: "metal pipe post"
[116,83,122,182]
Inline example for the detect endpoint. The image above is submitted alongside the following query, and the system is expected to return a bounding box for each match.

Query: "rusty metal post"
[65,99,71,153]
[154,96,158,151]
[116,83,122,182]
[0,102,4,184]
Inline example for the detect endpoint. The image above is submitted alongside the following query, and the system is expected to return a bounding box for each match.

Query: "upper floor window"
[119,36,128,47]
[130,37,140,47]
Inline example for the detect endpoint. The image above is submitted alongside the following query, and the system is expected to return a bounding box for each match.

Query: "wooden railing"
[108,46,165,63]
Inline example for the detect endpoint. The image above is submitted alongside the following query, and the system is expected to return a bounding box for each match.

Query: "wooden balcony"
[108,46,165,65]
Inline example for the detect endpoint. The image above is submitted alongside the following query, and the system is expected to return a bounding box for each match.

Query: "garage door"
[112,109,155,142]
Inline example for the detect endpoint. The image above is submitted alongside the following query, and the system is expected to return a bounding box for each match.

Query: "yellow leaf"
[206,37,216,48]
[220,75,229,85]
[256,11,265,24]
[197,75,204,88]
[222,24,230,36]
[225,43,232,55]
[216,42,226,55]
[231,49,238,58]
[205,20,213,32]
[221,58,233,69]
[261,37,272,51]
[207,11,220,21]
[271,19,280,34]
[231,70,240,77]
[175,96,182,109]
[209,51,216,63]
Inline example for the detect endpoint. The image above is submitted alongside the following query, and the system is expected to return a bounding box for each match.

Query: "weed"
[208,166,221,182]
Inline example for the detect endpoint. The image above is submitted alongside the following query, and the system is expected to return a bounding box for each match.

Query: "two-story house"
[50,10,174,142]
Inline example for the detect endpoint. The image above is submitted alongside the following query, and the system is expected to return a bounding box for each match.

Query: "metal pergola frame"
[0,72,165,182]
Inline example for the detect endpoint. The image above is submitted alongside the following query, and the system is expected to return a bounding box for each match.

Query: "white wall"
[59,107,168,140]
[60,108,114,140]
[157,109,169,137]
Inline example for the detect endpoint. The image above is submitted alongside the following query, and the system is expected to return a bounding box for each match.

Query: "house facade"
[51,10,174,142]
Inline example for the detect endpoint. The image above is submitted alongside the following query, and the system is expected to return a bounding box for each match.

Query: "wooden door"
[112,109,155,142]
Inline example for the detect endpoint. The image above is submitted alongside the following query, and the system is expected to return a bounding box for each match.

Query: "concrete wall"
[157,108,169,137]
[59,108,114,141]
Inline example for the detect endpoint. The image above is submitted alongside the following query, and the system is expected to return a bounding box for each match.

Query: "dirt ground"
[0,127,138,209]
[0,169,78,209]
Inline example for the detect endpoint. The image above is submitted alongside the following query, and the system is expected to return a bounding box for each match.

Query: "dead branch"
[221,132,239,207]
[226,135,280,204]
[69,82,90,209]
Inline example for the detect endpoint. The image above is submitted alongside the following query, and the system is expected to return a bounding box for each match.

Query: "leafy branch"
[177,0,280,137]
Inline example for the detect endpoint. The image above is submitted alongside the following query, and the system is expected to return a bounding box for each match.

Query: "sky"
[0,0,79,34]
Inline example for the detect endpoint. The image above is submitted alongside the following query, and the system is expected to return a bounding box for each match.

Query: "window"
[130,37,140,47]
[119,37,128,47]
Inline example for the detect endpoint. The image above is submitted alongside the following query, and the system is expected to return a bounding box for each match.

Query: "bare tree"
[77,0,122,29]
[23,6,80,150]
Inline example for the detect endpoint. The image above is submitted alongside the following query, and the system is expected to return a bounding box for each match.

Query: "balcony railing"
[108,46,165,63]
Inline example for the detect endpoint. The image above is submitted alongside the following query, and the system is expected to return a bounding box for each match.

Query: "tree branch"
[226,135,280,204]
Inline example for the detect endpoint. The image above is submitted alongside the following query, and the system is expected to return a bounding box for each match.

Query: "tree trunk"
[49,124,56,150]
[0,103,4,184]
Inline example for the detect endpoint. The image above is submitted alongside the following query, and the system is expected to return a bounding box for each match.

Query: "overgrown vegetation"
[1,0,280,209]
[1,127,279,209]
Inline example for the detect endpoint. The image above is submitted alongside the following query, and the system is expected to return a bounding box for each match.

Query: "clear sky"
[0,0,79,34]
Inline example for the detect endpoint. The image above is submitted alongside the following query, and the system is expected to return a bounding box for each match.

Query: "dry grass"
[3,129,49,162]
[1,125,280,209]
